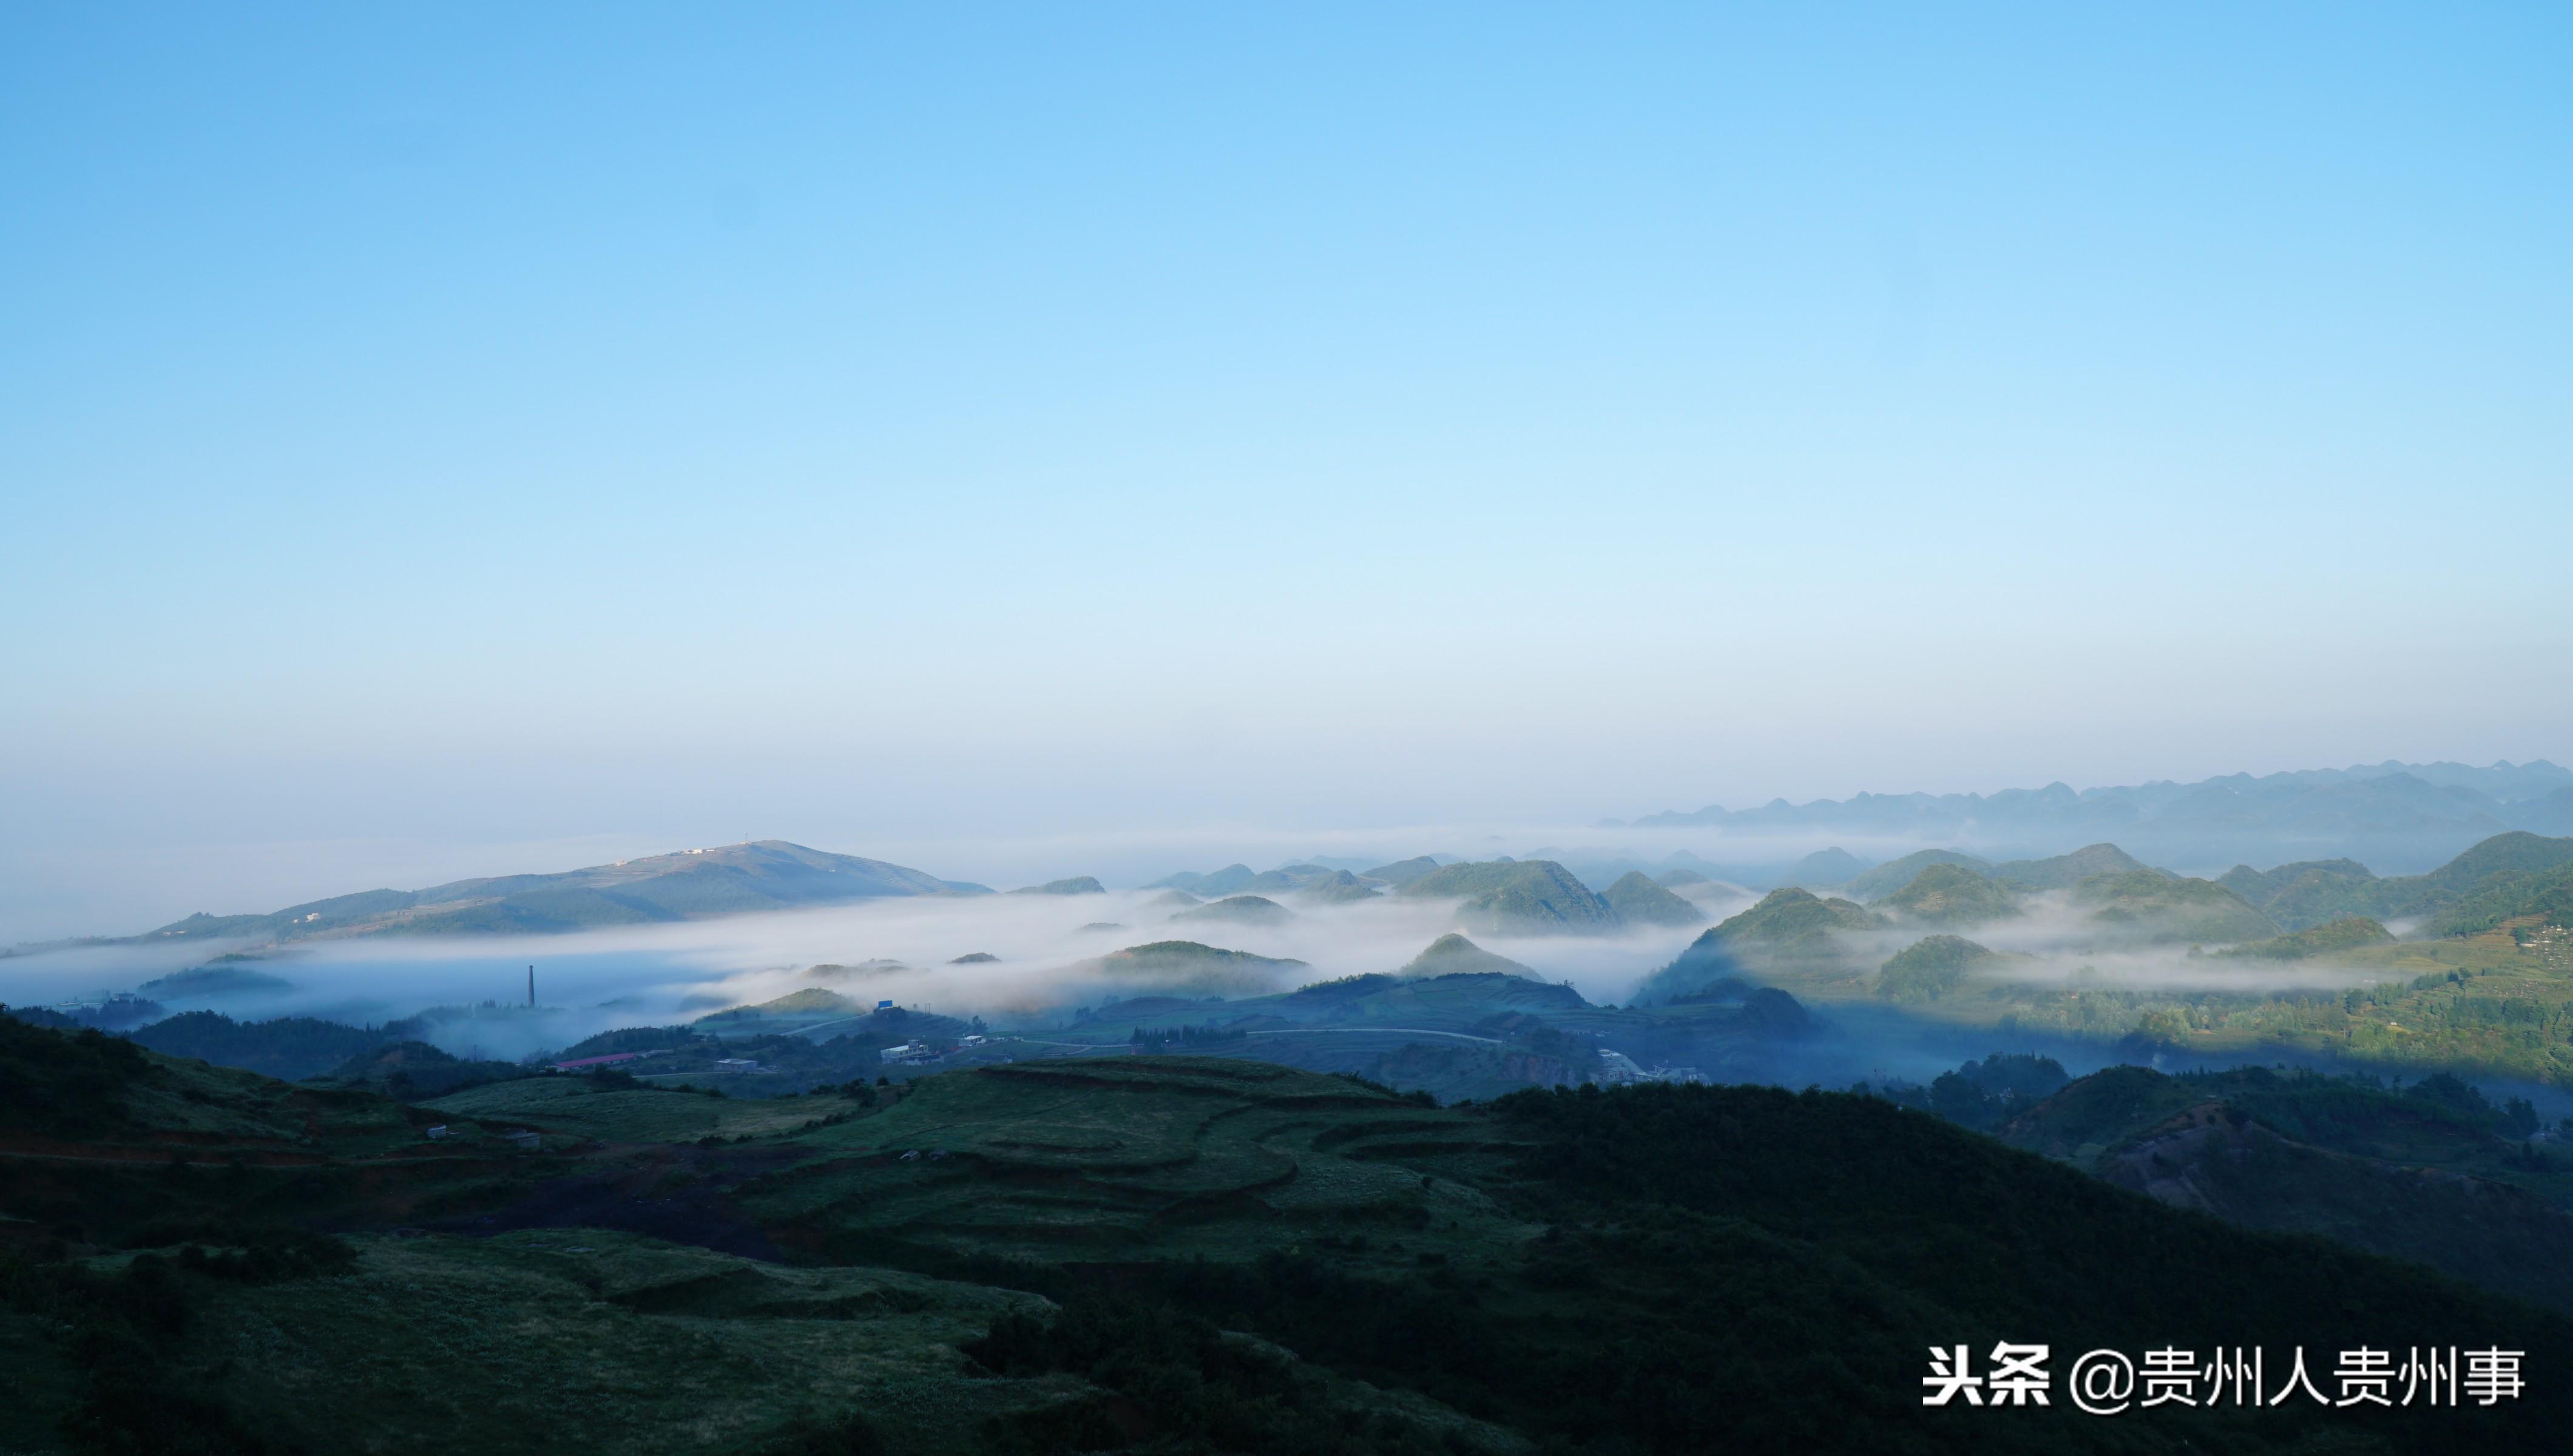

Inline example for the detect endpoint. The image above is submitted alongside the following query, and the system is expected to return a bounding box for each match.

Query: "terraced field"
[4,1042,436,1164]
[167,1228,1066,1456]
[743,1059,1532,1266]
[13,1023,2573,1454]
[424,1076,849,1145]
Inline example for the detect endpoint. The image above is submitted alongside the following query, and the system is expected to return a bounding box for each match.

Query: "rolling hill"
[1169,894,1294,928]
[1359,856,1442,886]
[2432,861,2573,937]
[1010,875,1105,895]
[2218,832,2573,932]
[2217,858,2384,930]
[1871,861,2021,926]
[2001,1063,2573,1315]
[1598,871,1706,926]
[2215,916,2397,960]
[1633,889,1881,1001]
[1989,843,2155,889]
[1611,760,2572,871]
[134,841,973,946]
[1874,935,1998,1002]
[1399,860,1624,936]
[1090,940,1311,996]
[1701,886,1879,956]
[6,1016,2566,1454]
[1841,848,1995,902]
[1147,863,1257,895]
[2072,870,2277,943]
[1395,932,1540,979]
[1774,846,1868,888]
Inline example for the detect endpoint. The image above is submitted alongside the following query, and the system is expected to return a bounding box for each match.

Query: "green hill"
[1359,855,1441,886]
[1148,863,1257,895]
[1989,843,2154,889]
[1842,849,1993,902]
[1094,941,1311,995]
[125,1010,402,1081]
[692,988,867,1028]
[2001,1063,2573,1314]
[1169,894,1293,928]
[1395,932,1538,979]
[1634,889,1878,1000]
[0,1011,424,1151]
[1875,935,1997,1002]
[2218,856,2373,904]
[2220,833,2573,932]
[1598,871,1706,926]
[316,1040,527,1099]
[5,1017,2572,1453]
[2072,869,2277,943]
[1399,860,1623,935]
[2401,831,2573,904]
[2429,860,2573,938]
[1873,861,2021,926]
[1290,869,1382,903]
[1650,866,1712,889]
[1012,875,1105,895]
[1776,846,1867,887]
[1228,864,1367,897]
[1705,886,1879,956]
[135,963,296,999]
[2216,915,2396,960]
[746,1057,2573,1452]
[2251,864,2389,931]
[2217,858,2382,931]
[134,841,967,945]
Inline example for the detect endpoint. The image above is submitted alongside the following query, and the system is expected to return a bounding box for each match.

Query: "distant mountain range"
[58,757,2569,952]
[1596,760,2573,875]
[115,841,986,946]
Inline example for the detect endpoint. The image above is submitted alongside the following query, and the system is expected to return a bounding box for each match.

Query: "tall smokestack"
[527,965,535,1009]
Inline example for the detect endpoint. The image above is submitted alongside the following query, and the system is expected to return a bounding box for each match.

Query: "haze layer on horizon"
[5,7,2569,942]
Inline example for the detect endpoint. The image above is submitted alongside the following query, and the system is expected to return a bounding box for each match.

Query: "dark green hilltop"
[1398,860,1626,936]
[1598,871,1706,927]
[1870,860,2023,927]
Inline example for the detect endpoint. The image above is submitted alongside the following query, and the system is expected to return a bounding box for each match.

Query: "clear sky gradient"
[4,5,2568,939]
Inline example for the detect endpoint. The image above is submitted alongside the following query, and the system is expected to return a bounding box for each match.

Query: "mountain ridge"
[123,840,974,947]
[1602,760,2573,873]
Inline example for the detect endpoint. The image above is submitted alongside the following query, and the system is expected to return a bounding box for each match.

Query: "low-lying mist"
[1851,894,2395,995]
[2,888,1726,1062]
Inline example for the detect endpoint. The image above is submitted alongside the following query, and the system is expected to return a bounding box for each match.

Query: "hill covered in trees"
[2,1018,2566,1454]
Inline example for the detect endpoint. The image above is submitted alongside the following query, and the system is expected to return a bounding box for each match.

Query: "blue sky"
[4,4,2569,937]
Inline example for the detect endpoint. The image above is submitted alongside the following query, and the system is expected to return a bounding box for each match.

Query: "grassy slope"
[1842,849,1995,902]
[2433,861,2573,937]
[2217,915,2397,960]
[194,1230,1058,1456]
[1868,927,2573,1085]
[2072,869,2279,943]
[2001,1064,2573,1313]
[1874,862,2022,926]
[12,1038,2573,1452]
[740,1059,2573,1452]
[1599,871,1707,926]
[1399,860,1620,934]
[1874,934,1997,1002]
[424,1076,845,1145]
